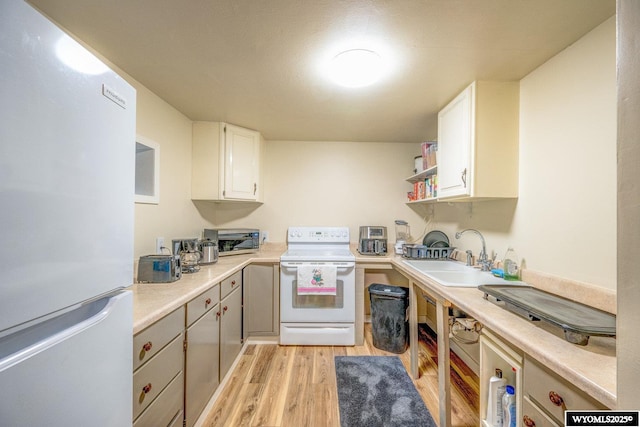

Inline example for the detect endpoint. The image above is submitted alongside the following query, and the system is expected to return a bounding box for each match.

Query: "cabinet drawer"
[524,356,607,423]
[134,371,184,427]
[186,285,220,326]
[133,306,185,371]
[522,396,561,427]
[133,332,184,420]
[221,271,241,299]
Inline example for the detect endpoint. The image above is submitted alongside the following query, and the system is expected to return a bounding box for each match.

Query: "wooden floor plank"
[251,345,295,427]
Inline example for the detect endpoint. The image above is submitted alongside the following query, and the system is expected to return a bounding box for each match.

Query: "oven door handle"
[280,262,355,269]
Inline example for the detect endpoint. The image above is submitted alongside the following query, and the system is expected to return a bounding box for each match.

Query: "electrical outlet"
[156,237,164,254]
[261,231,269,243]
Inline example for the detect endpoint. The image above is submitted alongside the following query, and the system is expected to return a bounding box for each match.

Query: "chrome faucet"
[455,229,492,271]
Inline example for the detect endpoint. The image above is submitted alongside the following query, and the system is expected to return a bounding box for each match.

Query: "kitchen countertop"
[130,244,617,409]
[129,246,283,334]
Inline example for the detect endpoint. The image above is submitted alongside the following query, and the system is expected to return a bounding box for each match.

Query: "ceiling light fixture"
[328,49,383,88]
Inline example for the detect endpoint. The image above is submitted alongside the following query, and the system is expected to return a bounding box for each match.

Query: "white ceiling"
[29,0,615,143]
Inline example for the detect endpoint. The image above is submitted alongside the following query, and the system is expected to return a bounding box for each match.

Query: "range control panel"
[287,227,350,243]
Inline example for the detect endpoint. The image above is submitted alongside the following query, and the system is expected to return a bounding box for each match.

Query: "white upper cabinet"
[437,81,519,201]
[192,122,264,202]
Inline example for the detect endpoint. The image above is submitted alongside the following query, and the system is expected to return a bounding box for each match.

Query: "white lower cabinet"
[523,355,608,426]
[185,285,220,427]
[522,395,560,427]
[480,329,523,427]
[132,307,185,427]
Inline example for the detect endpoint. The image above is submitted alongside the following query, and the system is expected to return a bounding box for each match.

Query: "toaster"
[137,254,181,283]
[358,226,388,255]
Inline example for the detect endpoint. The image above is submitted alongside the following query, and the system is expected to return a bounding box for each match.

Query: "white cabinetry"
[192,122,264,202]
[523,355,608,426]
[220,271,243,379]
[243,264,280,337]
[132,307,185,427]
[480,329,523,427]
[185,286,220,427]
[436,81,519,201]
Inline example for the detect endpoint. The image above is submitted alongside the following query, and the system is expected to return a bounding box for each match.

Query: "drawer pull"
[205,298,212,306]
[138,383,152,404]
[523,415,536,427]
[549,391,567,410]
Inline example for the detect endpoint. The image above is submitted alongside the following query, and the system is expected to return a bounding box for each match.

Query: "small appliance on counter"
[198,237,219,265]
[137,254,181,283]
[172,238,201,273]
[358,226,388,255]
[205,228,259,256]
[394,220,410,254]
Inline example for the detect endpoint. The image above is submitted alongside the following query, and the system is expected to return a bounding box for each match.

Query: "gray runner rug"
[335,356,437,427]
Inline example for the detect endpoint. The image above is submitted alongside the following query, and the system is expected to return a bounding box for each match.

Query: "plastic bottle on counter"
[503,247,520,281]
[487,368,506,426]
[502,385,516,427]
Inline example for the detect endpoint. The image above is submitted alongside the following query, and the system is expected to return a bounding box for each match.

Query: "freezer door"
[0,0,136,332]
[0,291,133,427]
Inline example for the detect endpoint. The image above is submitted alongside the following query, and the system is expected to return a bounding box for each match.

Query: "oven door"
[280,261,355,323]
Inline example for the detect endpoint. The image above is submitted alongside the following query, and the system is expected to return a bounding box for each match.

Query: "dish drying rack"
[401,244,456,260]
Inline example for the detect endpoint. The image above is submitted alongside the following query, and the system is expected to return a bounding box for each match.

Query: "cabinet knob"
[216,311,221,318]
[205,298,212,306]
[549,391,567,410]
[142,383,152,394]
[523,415,536,427]
[223,306,228,313]
[142,341,152,352]
[231,280,236,286]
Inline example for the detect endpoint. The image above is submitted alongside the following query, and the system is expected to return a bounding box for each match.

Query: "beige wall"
[429,17,617,291]
[208,140,426,243]
[132,84,213,257]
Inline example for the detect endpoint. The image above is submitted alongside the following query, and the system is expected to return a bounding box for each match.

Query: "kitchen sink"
[402,259,523,287]
[403,260,472,272]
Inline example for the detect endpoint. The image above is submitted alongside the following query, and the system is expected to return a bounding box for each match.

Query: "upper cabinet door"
[436,81,519,201]
[437,84,473,199]
[192,121,264,202]
[222,124,261,201]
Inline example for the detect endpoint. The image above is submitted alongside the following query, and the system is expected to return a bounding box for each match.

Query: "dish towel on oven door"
[297,265,337,295]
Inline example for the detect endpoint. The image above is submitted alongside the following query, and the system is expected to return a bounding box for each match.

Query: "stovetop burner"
[479,284,616,345]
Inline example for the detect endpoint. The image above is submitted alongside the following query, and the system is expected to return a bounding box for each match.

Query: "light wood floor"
[201,324,479,427]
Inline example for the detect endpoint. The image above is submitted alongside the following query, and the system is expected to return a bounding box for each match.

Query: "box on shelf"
[421,141,438,170]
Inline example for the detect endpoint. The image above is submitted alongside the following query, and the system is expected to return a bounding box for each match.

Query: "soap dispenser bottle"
[503,247,519,281]
[487,368,506,426]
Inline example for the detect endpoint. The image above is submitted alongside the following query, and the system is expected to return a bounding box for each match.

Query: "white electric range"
[279,227,356,345]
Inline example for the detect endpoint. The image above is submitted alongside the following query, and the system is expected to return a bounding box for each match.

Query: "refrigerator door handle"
[0,292,125,372]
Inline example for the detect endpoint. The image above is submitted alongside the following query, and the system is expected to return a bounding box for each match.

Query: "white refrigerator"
[0,1,136,425]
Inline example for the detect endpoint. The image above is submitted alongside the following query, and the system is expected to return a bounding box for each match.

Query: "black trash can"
[369,283,409,353]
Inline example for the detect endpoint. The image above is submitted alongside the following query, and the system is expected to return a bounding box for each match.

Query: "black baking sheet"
[478,285,615,337]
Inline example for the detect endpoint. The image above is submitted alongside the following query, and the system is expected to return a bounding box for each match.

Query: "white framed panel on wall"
[135,134,160,204]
